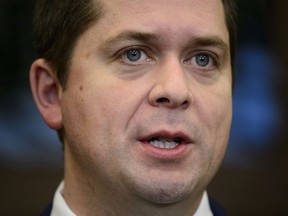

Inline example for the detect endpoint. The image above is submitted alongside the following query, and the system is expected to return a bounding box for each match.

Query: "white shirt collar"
[51,181,213,216]
[51,181,76,216]
[193,191,213,216]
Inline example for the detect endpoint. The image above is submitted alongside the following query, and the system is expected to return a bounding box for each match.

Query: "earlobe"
[30,59,63,130]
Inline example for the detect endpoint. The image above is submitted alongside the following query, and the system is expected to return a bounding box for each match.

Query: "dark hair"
[222,0,238,86]
[33,0,237,142]
[34,0,103,88]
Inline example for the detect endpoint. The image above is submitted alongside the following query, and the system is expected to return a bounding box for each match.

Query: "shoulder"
[209,197,229,216]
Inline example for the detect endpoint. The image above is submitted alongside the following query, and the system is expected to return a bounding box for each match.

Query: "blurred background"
[0,0,287,215]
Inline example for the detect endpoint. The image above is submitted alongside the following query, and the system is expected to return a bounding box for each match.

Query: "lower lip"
[139,141,190,160]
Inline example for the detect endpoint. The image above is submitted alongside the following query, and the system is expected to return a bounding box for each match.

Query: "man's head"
[30,0,236,215]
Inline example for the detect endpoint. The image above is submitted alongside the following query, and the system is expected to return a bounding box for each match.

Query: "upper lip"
[138,130,193,144]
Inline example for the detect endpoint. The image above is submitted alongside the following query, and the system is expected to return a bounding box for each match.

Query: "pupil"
[196,55,209,66]
[127,49,141,61]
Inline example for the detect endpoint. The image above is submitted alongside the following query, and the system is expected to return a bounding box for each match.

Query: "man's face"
[62,0,232,205]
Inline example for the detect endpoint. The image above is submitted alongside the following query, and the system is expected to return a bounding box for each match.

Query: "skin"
[30,0,232,215]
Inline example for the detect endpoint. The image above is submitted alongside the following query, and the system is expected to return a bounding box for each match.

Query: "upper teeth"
[149,138,180,149]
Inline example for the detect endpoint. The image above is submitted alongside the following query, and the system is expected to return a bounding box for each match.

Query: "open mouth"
[139,132,192,159]
[148,137,183,149]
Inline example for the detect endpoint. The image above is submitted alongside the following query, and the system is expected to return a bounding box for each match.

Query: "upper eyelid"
[185,51,219,64]
[114,47,155,66]
[116,47,218,58]
[186,48,219,58]
[122,49,146,60]
[114,46,153,59]
[111,45,222,65]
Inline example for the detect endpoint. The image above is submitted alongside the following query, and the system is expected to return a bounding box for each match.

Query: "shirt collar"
[51,181,213,216]
[51,181,76,216]
[193,191,213,216]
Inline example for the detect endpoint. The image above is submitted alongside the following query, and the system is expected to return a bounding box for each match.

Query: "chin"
[132,178,199,205]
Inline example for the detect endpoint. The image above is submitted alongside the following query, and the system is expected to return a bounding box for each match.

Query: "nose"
[148,59,192,109]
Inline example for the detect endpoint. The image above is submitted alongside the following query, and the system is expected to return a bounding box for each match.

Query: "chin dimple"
[148,137,181,149]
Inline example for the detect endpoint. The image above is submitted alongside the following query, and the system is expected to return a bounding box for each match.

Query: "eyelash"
[184,52,219,69]
[116,47,154,65]
[114,47,219,69]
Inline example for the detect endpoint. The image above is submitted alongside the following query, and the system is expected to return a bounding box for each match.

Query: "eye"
[184,53,216,69]
[195,54,210,67]
[126,49,142,61]
[121,48,151,64]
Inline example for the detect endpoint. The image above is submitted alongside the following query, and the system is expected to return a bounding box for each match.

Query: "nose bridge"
[149,57,192,108]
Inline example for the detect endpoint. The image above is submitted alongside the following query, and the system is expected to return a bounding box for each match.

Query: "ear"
[30,59,63,130]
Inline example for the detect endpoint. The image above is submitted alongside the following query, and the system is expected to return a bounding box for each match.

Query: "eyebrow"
[109,31,160,43]
[187,36,229,52]
[187,36,230,62]
[99,31,160,52]
[99,30,229,57]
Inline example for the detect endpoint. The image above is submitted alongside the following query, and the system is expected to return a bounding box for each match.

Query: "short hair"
[222,0,238,86]
[33,0,237,142]
[33,0,103,89]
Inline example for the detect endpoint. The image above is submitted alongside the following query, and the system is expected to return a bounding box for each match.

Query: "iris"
[196,54,210,67]
[126,49,142,62]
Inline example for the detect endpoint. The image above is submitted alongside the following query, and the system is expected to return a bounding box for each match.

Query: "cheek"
[198,90,232,155]
[198,82,232,134]
[61,91,98,144]
[63,79,144,140]
[61,87,118,173]
[196,94,232,182]
[213,99,232,154]
[209,98,232,131]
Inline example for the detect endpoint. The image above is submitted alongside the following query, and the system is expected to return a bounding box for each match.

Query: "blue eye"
[195,54,210,67]
[126,49,142,62]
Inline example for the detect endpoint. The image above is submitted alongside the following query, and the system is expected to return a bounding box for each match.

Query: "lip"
[138,130,194,160]
[139,130,193,144]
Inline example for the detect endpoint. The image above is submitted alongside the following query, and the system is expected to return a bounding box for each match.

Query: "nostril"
[182,100,189,106]
[156,97,170,104]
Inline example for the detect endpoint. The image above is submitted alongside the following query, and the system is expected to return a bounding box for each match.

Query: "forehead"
[68,0,229,60]
[93,0,228,42]
[101,0,224,15]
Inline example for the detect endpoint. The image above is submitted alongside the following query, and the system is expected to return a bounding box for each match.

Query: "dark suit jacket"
[40,197,228,216]
[209,197,229,216]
